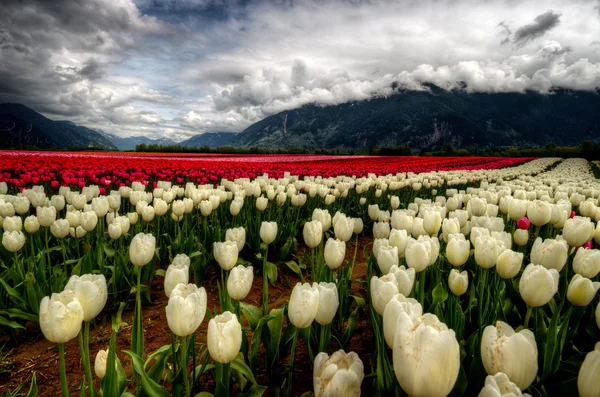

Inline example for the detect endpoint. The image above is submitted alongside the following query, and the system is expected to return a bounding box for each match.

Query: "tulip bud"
[567,274,600,307]
[324,238,346,269]
[128,212,139,225]
[207,311,242,364]
[260,221,278,245]
[370,273,399,315]
[2,230,25,252]
[353,218,364,234]
[24,215,40,234]
[530,237,568,271]
[573,247,600,279]
[3,216,22,232]
[514,229,529,246]
[225,227,246,252]
[377,245,398,274]
[164,261,189,298]
[288,282,320,328]
[508,199,528,221]
[64,274,108,322]
[405,238,431,272]
[441,218,460,242]
[496,250,524,279]
[314,350,364,397]
[563,216,594,247]
[108,223,122,239]
[527,200,551,226]
[213,241,239,271]
[368,204,379,220]
[129,233,156,267]
[80,211,98,232]
[393,313,460,397]
[389,228,408,258]
[517,217,531,230]
[95,349,108,380]
[256,196,268,211]
[334,214,354,242]
[303,220,323,248]
[39,290,84,344]
[423,211,442,236]
[70,225,86,238]
[519,263,559,307]
[315,282,339,326]
[166,283,207,337]
[475,236,498,269]
[312,209,332,232]
[471,197,487,217]
[479,372,532,397]
[448,269,468,296]
[373,221,390,239]
[382,294,422,348]
[389,265,415,297]
[481,321,538,390]
[227,265,254,300]
[578,342,600,397]
[446,236,470,267]
[37,206,57,227]
[199,200,212,216]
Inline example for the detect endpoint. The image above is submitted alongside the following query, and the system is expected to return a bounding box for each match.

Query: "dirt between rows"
[0,236,374,396]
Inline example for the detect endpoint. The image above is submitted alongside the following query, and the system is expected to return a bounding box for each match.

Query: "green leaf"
[432,283,449,305]
[194,393,214,397]
[266,307,284,368]
[0,278,28,308]
[0,315,25,330]
[237,385,268,397]
[101,327,120,397]
[284,261,304,282]
[25,272,42,315]
[265,261,278,285]
[124,350,171,397]
[240,303,263,330]
[25,372,38,397]
[231,353,258,386]
[103,244,116,257]
[154,269,166,277]
[249,315,272,372]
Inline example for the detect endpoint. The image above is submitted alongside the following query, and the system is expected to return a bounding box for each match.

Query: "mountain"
[0,103,116,150]
[230,84,600,151]
[179,132,238,149]
[100,132,176,150]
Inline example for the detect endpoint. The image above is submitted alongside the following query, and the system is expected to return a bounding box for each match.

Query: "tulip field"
[2,152,600,397]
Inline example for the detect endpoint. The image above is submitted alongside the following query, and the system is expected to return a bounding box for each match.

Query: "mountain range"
[2,84,600,152]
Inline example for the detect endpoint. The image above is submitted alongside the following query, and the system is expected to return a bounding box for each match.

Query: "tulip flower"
[2,230,25,252]
[213,241,239,271]
[478,372,532,397]
[496,250,524,279]
[474,236,499,269]
[312,209,332,232]
[573,247,600,278]
[256,196,268,211]
[446,236,470,267]
[481,321,538,390]
[324,238,346,270]
[314,350,364,397]
[441,218,460,242]
[227,265,254,300]
[207,311,243,364]
[517,217,531,230]
[530,237,568,271]
[389,265,415,297]
[64,274,107,322]
[288,282,320,329]
[166,283,207,337]
[164,261,190,298]
[448,269,468,296]
[370,273,399,315]
[315,282,339,326]
[230,199,242,216]
[353,218,364,234]
[519,263,559,307]
[95,349,108,380]
[527,200,552,226]
[567,274,600,307]
[2,216,22,232]
[423,211,442,236]
[382,294,422,348]
[388,228,408,258]
[470,197,488,217]
[514,229,529,247]
[334,214,354,242]
[303,220,323,248]
[225,227,246,252]
[37,206,57,227]
[405,238,431,272]
[508,199,528,220]
[393,313,460,397]
[24,215,40,234]
[373,221,391,239]
[563,216,594,247]
[376,245,398,274]
[129,233,156,267]
[108,222,122,239]
[199,200,212,216]
[260,221,277,245]
[578,342,600,397]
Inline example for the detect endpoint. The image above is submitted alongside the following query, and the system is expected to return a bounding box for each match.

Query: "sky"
[1,0,599,141]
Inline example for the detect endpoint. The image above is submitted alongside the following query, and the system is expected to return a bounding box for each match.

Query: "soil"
[0,236,375,396]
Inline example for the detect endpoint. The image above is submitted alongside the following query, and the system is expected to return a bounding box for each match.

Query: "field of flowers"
[1,152,600,397]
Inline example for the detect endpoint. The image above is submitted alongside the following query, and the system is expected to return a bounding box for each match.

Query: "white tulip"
[448,269,468,296]
[578,342,600,397]
[567,274,600,307]
[382,293,422,349]
[129,233,156,267]
[39,290,84,344]
[519,264,559,307]
[227,265,254,300]
[370,273,399,315]
[314,350,364,397]
[315,282,339,326]
[213,241,239,271]
[166,283,207,337]
[64,274,108,322]
[288,282,320,329]
[478,372,531,397]
[207,311,242,364]
[573,247,600,279]
[303,220,323,248]
[388,265,415,297]
[164,261,189,298]
[260,221,278,245]
[324,238,346,269]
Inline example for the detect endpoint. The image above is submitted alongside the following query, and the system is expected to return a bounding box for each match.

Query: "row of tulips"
[2,156,600,396]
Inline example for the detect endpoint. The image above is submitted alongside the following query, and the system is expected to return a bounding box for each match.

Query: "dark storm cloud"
[511,10,562,45]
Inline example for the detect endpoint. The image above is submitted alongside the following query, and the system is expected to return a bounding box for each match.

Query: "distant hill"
[230,84,600,151]
[99,132,176,150]
[179,132,238,149]
[0,103,116,150]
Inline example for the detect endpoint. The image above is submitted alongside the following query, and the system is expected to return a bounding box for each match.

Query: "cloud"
[501,10,562,46]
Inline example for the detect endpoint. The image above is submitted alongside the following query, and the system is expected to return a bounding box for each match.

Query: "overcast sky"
[1,0,599,141]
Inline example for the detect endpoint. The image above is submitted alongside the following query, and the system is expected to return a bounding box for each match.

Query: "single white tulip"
[370,273,399,315]
[573,247,600,279]
[448,269,468,296]
[166,283,207,337]
[312,209,332,232]
[388,228,408,258]
[303,220,323,249]
[315,282,339,326]
[513,229,529,247]
[446,236,470,267]
[527,200,552,227]
[260,221,277,244]
[478,372,531,397]
[129,233,156,267]
[377,245,399,274]
[256,196,268,211]
[24,215,40,234]
[39,290,84,344]
[382,293,422,349]
[578,342,600,397]
[389,265,415,297]
[405,238,430,272]
[475,236,498,269]
[567,274,600,307]
[423,211,442,236]
[37,206,57,227]
[324,238,346,269]
[95,349,108,380]
[334,214,354,242]
[164,262,189,298]
[530,237,568,271]
[519,263,559,307]
[108,222,122,239]
[353,218,364,234]
[288,282,320,329]
[227,265,254,300]
[496,250,524,279]
[313,350,364,397]
[64,274,108,322]
[213,241,239,271]
[373,221,391,239]
[2,216,22,232]
[2,230,25,252]
[563,216,594,247]
[207,311,242,364]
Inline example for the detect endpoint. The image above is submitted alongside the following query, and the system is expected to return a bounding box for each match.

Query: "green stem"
[318,323,327,353]
[58,344,69,397]
[170,332,178,375]
[524,306,533,329]
[286,328,299,397]
[181,336,190,397]
[262,244,269,316]
[418,270,426,310]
